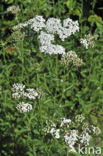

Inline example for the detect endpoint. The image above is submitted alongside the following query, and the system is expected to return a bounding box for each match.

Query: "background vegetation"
[0,0,103,155]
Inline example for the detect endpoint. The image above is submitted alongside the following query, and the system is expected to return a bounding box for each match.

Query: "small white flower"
[60,118,71,127]
[79,132,91,145]
[63,18,79,37]
[16,15,46,32]
[16,102,32,113]
[43,115,101,151]
[12,83,39,100]
[80,34,98,49]
[55,129,60,139]
[12,16,80,56]
[92,126,101,135]
[50,127,55,134]
[38,31,54,46]
[80,38,88,49]
[27,15,46,32]
[46,18,62,34]
[64,130,78,146]
[50,128,60,139]
[12,83,25,99]
[12,23,26,30]
[24,88,38,100]
[12,83,25,92]
[12,92,22,99]
[75,114,85,123]
[39,34,65,55]
[57,27,71,41]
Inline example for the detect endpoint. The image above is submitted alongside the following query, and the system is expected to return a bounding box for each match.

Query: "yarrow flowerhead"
[64,129,78,146]
[12,83,25,99]
[60,118,71,127]
[7,5,20,14]
[80,34,99,49]
[16,102,32,113]
[75,114,85,123]
[44,115,101,153]
[92,126,101,135]
[12,15,80,56]
[12,83,45,114]
[23,15,46,32]
[60,51,83,67]
[45,17,79,41]
[38,31,54,46]
[46,18,62,34]
[38,31,65,55]
[79,131,91,145]
[11,30,25,42]
[23,88,38,100]
[12,83,25,92]
[12,83,39,100]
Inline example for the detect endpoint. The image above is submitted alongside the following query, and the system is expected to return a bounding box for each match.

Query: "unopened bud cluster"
[7,5,20,15]
[60,51,83,67]
[11,30,25,42]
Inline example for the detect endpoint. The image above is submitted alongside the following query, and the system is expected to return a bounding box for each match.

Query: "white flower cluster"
[64,130,78,153]
[12,83,42,113]
[39,31,54,45]
[38,17,79,54]
[23,88,38,100]
[75,114,85,123]
[46,17,79,41]
[39,31,65,55]
[46,18,61,34]
[80,38,89,49]
[19,16,79,40]
[80,34,98,49]
[12,83,25,99]
[25,15,46,32]
[16,102,32,113]
[79,131,91,145]
[44,121,60,139]
[13,15,79,55]
[49,128,60,139]
[7,5,20,14]
[12,83,39,100]
[60,118,71,127]
[92,126,101,135]
[44,115,101,153]
[12,15,45,32]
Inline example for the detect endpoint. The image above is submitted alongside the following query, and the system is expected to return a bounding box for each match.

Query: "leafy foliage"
[0,0,103,156]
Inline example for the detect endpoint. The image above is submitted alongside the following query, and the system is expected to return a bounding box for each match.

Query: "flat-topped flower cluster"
[60,50,83,67]
[12,83,39,100]
[80,34,99,49]
[12,15,79,56]
[12,15,83,66]
[44,114,101,153]
[7,5,20,15]
[12,83,45,113]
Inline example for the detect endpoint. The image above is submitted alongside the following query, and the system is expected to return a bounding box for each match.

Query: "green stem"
[20,40,24,80]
